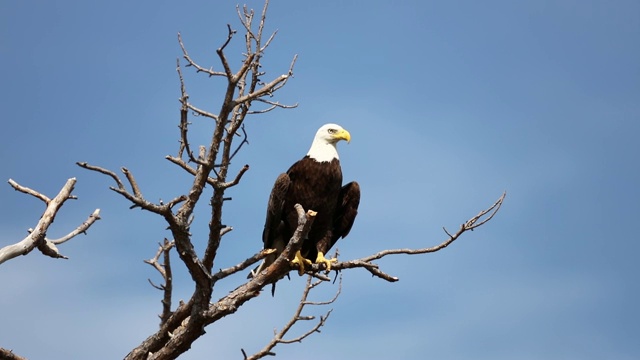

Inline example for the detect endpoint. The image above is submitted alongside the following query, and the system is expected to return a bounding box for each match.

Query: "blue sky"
[1,1,639,359]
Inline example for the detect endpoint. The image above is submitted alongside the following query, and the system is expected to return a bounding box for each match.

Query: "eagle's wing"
[263,173,291,249]
[331,181,360,248]
[249,173,291,280]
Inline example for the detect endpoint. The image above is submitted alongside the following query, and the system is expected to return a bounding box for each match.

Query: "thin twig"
[8,179,51,203]
[78,162,171,215]
[144,239,175,326]
[186,103,219,121]
[216,164,250,189]
[229,123,250,161]
[178,32,226,77]
[48,209,101,245]
[243,274,341,359]
[211,248,276,283]
[76,162,125,190]
[165,156,217,186]
[122,167,142,198]
[248,98,298,114]
[217,24,237,78]
[176,57,206,165]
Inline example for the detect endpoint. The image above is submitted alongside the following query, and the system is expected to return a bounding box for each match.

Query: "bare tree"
[1,1,505,359]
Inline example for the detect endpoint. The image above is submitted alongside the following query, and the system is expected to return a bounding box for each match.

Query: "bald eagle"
[250,124,360,279]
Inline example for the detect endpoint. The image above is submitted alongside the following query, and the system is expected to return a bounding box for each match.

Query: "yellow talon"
[290,250,312,276]
[315,252,338,272]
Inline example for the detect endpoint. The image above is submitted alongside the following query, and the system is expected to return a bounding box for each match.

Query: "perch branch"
[310,192,507,281]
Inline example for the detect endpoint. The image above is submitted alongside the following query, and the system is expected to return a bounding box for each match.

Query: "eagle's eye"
[327,128,337,134]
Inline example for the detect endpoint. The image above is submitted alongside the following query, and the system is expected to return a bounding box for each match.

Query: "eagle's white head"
[307,123,351,162]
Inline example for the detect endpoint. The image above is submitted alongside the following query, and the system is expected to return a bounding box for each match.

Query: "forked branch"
[178,32,226,77]
[76,162,176,215]
[0,178,101,265]
[242,274,341,360]
[145,239,176,326]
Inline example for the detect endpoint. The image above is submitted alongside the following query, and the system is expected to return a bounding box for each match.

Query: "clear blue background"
[1,1,639,359]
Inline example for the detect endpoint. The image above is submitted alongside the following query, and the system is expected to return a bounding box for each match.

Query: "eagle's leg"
[315,252,338,272]
[290,250,312,276]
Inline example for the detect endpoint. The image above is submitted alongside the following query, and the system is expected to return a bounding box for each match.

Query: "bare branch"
[37,239,68,260]
[175,58,207,166]
[186,102,219,121]
[304,275,342,306]
[236,5,255,38]
[211,248,276,283]
[229,124,250,161]
[257,1,269,44]
[77,162,171,215]
[8,179,51,203]
[144,239,175,326]
[165,156,218,187]
[48,209,101,245]
[76,162,125,190]
[164,195,188,210]
[464,191,506,229]
[248,98,298,114]
[220,226,233,237]
[216,164,250,189]
[244,274,341,359]
[234,59,297,105]
[122,167,143,198]
[314,192,507,281]
[216,24,237,78]
[250,194,506,359]
[178,32,226,77]
[0,178,100,265]
[260,30,278,53]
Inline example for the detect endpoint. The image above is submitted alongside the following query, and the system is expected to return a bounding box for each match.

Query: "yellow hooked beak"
[334,129,351,143]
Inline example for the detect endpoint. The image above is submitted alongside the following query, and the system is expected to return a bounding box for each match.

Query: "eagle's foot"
[291,250,312,276]
[315,252,338,272]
